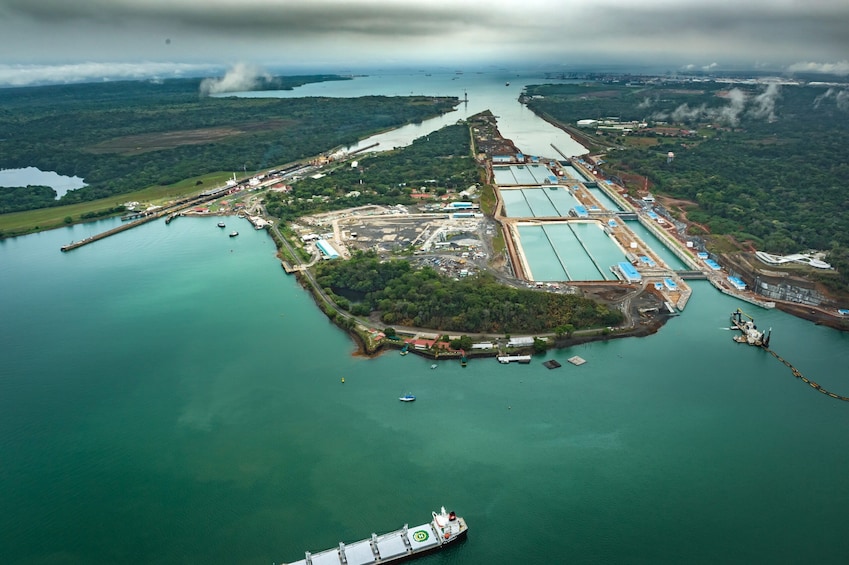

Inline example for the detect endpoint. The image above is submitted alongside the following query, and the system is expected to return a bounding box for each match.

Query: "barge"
[730,309,770,347]
[282,507,467,565]
[497,355,531,364]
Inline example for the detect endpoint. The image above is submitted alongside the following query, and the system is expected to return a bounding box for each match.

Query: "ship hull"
[283,509,467,565]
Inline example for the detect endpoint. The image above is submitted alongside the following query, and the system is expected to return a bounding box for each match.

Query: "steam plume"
[199,63,272,96]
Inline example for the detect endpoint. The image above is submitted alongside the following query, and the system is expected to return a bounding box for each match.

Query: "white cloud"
[786,60,849,76]
[649,85,780,126]
[0,61,218,87]
[748,83,780,122]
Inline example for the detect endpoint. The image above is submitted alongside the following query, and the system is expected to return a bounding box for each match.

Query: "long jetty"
[61,213,162,251]
[60,186,232,252]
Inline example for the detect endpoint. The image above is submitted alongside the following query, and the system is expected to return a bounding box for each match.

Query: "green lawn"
[0,171,235,237]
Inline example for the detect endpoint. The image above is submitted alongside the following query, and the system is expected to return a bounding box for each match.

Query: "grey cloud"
[1,0,848,71]
[0,0,492,37]
[588,3,849,62]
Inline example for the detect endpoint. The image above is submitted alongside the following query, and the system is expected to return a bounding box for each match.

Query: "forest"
[263,122,479,220]
[524,81,849,264]
[313,251,624,334]
[0,76,458,214]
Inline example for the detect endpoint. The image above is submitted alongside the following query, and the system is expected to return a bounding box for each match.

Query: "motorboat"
[229,231,239,237]
[399,393,416,402]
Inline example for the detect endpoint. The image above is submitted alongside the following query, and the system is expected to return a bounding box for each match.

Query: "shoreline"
[346,311,670,360]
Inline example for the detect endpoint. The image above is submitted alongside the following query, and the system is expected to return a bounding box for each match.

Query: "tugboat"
[229,231,239,238]
[280,506,467,565]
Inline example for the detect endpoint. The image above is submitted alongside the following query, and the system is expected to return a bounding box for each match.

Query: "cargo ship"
[282,506,467,565]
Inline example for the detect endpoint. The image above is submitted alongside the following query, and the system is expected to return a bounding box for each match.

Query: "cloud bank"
[787,60,849,76]
[0,61,218,87]
[0,0,848,74]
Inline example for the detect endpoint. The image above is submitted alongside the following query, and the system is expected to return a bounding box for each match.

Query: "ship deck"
[286,517,466,565]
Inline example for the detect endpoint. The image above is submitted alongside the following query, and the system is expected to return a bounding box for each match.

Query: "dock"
[61,213,161,251]
[567,356,586,366]
[60,183,242,252]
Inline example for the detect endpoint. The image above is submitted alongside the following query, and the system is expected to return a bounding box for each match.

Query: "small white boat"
[430,364,437,369]
[217,222,226,228]
[229,231,239,237]
[399,393,416,402]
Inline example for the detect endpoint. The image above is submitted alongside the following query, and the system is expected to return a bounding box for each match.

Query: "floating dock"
[283,507,467,565]
[567,356,586,366]
[497,355,531,364]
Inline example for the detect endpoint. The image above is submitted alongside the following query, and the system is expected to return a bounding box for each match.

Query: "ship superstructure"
[283,507,467,565]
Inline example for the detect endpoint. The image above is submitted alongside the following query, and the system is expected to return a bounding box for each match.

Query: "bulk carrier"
[281,507,467,565]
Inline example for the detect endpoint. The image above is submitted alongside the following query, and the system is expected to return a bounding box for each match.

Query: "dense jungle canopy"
[0,76,457,213]
[524,81,849,253]
[314,251,624,334]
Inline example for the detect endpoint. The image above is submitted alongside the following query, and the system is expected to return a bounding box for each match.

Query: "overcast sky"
[1,0,848,85]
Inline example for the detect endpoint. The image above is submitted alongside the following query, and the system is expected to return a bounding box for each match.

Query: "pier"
[61,213,161,251]
[60,184,237,252]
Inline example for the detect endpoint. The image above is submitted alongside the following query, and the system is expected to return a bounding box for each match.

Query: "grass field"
[0,171,236,237]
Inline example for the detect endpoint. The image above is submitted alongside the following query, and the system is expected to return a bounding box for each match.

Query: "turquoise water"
[626,220,689,270]
[501,188,578,219]
[516,224,568,281]
[546,187,580,215]
[588,186,622,211]
[3,218,849,564]
[561,165,587,181]
[543,224,603,281]
[568,222,626,280]
[516,222,627,282]
[500,189,533,218]
[522,189,559,217]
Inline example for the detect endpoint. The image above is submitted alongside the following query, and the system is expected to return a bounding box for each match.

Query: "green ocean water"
[3,216,849,564]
